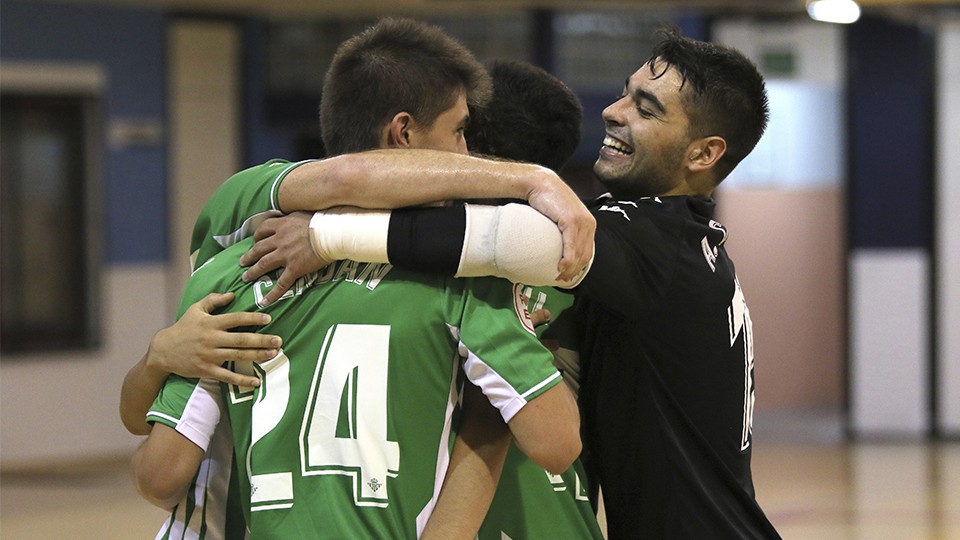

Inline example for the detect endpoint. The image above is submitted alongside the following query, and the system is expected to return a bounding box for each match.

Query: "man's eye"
[637,107,654,118]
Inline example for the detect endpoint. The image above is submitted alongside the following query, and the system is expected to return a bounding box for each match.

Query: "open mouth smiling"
[602,135,634,156]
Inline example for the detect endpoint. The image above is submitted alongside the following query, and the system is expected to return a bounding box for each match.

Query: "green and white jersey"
[479,445,602,540]
[146,374,247,540]
[472,286,600,539]
[153,237,562,539]
[189,159,314,272]
[150,158,310,539]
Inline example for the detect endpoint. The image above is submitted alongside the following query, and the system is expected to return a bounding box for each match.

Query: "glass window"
[1,93,101,354]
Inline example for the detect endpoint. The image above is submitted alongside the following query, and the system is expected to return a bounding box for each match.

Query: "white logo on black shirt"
[598,200,637,221]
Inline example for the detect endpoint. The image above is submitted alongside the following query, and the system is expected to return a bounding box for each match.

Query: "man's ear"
[686,136,726,172]
[383,112,413,148]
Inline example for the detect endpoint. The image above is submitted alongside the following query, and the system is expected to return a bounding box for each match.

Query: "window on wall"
[263,14,534,160]
[554,11,666,91]
[0,92,101,354]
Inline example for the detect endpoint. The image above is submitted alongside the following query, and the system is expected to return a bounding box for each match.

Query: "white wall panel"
[0,265,168,466]
[850,250,929,436]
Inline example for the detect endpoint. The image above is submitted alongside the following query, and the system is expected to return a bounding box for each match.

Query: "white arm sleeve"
[307,203,593,288]
[458,203,591,288]
[308,208,391,263]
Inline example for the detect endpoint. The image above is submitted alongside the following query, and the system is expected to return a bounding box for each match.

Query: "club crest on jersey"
[512,283,537,335]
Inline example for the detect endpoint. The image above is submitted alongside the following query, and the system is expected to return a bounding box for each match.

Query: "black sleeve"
[386,204,467,275]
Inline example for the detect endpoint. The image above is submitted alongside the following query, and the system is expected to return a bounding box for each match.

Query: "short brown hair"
[467,59,582,172]
[648,27,769,183]
[320,18,492,156]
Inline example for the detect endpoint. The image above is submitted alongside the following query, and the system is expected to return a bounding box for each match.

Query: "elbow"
[132,465,186,510]
[534,432,582,475]
[131,439,193,510]
[121,414,151,437]
[518,422,582,475]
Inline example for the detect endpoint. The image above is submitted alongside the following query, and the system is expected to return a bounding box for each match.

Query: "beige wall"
[717,188,845,411]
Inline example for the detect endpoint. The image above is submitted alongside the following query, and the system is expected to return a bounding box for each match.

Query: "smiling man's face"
[594,59,694,199]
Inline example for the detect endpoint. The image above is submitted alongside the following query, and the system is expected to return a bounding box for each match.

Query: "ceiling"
[34,0,960,20]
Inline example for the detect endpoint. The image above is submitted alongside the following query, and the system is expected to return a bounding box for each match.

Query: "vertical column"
[936,21,960,436]
[847,16,933,437]
[167,19,241,312]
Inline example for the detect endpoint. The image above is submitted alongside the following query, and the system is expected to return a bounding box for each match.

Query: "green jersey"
[479,445,602,539]
[471,286,600,539]
[189,159,314,271]
[154,238,563,539]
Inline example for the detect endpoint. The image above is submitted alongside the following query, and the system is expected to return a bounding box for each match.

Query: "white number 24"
[245,324,400,512]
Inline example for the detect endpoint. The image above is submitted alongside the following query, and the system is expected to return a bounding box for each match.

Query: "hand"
[529,308,552,328]
[525,171,596,281]
[147,292,280,387]
[239,212,331,306]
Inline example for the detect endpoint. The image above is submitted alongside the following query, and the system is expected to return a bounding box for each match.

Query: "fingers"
[206,365,261,388]
[556,212,596,282]
[530,308,552,327]
[196,292,235,313]
[241,253,281,283]
[212,310,273,331]
[239,237,275,268]
[260,269,296,307]
[251,219,279,242]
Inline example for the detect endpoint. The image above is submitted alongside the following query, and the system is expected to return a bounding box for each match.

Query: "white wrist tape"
[458,203,586,287]
[308,208,391,263]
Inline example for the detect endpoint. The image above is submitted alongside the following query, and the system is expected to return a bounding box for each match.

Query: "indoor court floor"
[2,413,959,539]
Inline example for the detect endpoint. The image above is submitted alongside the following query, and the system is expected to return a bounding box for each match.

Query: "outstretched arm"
[120,292,280,435]
[278,149,594,276]
[241,203,594,307]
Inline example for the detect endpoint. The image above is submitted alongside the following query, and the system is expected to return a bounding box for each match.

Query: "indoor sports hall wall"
[2,0,959,469]
[1,1,172,466]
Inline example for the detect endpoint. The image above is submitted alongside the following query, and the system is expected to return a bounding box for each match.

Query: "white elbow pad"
[458,203,588,287]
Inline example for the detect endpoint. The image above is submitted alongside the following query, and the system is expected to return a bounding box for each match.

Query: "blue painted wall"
[2,0,168,264]
[847,15,933,249]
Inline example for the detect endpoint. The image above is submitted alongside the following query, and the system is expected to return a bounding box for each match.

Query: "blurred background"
[1,0,959,537]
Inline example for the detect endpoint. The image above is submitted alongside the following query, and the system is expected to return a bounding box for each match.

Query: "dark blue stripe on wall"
[847,15,933,249]
[243,19,300,166]
[1,0,167,264]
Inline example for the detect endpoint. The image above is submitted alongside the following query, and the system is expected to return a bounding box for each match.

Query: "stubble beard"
[593,155,677,200]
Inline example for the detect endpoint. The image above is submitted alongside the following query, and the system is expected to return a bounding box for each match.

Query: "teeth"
[603,136,632,154]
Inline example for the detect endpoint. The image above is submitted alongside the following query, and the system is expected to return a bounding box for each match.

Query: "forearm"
[131,424,205,509]
[422,384,511,539]
[120,350,169,436]
[310,203,589,287]
[279,149,555,211]
[506,382,581,474]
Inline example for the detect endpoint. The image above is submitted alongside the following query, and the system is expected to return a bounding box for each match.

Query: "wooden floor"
[3,421,959,539]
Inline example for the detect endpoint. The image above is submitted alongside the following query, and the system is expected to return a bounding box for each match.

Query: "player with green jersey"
[150,235,569,538]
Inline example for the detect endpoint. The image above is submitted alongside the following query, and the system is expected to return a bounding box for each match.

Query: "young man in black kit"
[224,27,780,538]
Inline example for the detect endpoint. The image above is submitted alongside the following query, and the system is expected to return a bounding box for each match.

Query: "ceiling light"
[806,0,861,24]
